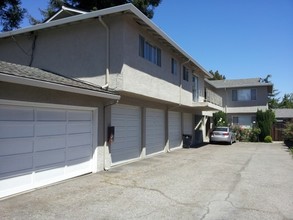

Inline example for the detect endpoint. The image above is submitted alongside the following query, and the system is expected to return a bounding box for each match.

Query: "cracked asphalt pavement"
[1,142,293,220]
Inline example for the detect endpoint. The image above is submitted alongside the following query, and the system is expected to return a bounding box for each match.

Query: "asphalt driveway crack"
[101,176,200,207]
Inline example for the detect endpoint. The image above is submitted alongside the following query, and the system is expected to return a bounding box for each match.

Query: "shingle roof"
[205,78,273,89]
[0,60,119,98]
[274,109,293,119]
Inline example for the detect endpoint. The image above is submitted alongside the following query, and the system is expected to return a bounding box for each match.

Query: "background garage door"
[146,108,165,155]
[0,104,93,198]
[111,104,141,164]
[183,113,193,135]
[168,111,182,149]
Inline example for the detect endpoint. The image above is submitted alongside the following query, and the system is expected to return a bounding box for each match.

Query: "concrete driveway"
[1,142,293,220]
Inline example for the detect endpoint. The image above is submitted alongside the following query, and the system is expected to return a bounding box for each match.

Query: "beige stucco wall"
[0,13,208,107]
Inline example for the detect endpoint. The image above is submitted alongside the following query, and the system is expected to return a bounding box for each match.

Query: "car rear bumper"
[210,136,231,143]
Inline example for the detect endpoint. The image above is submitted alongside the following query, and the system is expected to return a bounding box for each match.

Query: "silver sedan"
[210,127,236,145]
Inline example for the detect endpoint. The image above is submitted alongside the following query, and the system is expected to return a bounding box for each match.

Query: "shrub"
[264,135,273,143]
[232,125,261,142]
[250,127,261,142]
[283,122,293,141]
[213,111,228,127]
[256,110,275,141]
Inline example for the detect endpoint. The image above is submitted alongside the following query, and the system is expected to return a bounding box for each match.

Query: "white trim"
[46,6,88,23]
[91,108,99,173]
[0,73,120,100]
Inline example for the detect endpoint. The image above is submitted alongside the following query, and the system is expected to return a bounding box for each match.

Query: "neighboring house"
[272,108,293,141]
[206,78,273,127]
[0,4,223,197]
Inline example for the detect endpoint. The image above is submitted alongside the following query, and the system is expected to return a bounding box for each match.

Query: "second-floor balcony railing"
[205,88,223,107]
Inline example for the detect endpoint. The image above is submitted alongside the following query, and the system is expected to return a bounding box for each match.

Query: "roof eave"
[0,73,120,100]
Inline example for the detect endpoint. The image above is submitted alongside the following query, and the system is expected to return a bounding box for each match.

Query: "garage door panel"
[67,133,92,147]
[146,108,165,155]
[67,145,92,161]
[36,109,66,121]
[35,136,66,152]
[68,110,92,121]
[0,107,33,121]
[67,122,92,134]
[0,154,33,175]
[0,123,34,138]
[34,149,66,168]
[111,104,141,164]
[35,123,66,137]
[183,113,193,134]
[0,138,33,156]
[168,111,182,149]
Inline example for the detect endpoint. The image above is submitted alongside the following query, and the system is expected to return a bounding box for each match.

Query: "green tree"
[209,70,226,80]
[279,93,293,109]
[268,89,280,109]
[256,109,275,141]
[31,0,162,24]
[213,111,228,127]
[0,0,26,31]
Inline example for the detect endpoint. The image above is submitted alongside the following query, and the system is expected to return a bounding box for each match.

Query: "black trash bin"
[182,134,192,148]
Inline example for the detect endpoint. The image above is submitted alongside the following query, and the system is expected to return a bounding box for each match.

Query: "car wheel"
[229,138,232,145]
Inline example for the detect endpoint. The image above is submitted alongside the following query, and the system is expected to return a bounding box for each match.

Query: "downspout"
[99,16,110,88]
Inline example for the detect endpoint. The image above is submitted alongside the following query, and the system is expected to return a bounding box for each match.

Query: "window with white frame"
[171,58,177,75]
[183,66,189,81]
[232,88,257,101]
[139,35,161,66]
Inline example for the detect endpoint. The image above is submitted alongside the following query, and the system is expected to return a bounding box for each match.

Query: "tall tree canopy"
[0,0,26,31]
[32,0,162,24]
[209,70,226,80]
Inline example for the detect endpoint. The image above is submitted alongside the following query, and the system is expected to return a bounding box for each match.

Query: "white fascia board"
[61,6,88,14]
[0,4,134,39]
[45,6,88,23]
[0,4,211,78]
[0,73,120,100]
[45,9,66,23]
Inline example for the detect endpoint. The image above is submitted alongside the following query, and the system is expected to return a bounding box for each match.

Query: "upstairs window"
[232,88,257,101]
[171,58,177,75]
[183,66,189,81]
[139,35,161,66]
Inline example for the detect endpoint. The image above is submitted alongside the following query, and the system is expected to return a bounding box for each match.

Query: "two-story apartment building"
[206,78,273,127]
[0,4,223,197]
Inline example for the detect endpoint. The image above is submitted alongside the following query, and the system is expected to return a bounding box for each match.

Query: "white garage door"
[0,104,94,198]
[168,111,182,149]
[111,104,141,164]
[183,113,193,135]
[146,108,165,155]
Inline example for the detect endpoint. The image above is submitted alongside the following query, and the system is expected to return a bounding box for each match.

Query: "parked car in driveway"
[210,127,236,145]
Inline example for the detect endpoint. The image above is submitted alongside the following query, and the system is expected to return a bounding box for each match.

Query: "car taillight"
[223,132,229,136]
